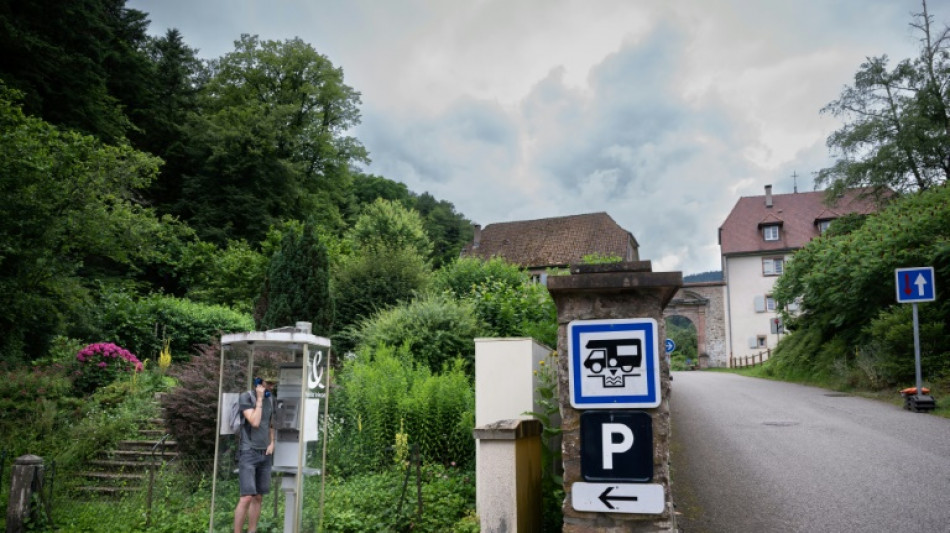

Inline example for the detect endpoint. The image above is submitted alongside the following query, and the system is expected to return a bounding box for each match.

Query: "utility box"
[475,337,553,426]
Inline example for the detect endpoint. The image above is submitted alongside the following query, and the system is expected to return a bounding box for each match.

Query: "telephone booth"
[209,322,331,533]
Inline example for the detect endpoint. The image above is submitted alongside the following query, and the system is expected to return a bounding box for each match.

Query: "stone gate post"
[547,261,681,532]
[6,455,45,533]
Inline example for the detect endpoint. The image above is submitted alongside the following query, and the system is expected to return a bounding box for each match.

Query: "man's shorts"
[238,449,272,496]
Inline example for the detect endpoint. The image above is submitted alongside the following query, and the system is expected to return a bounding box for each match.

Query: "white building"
[719,185,880,361]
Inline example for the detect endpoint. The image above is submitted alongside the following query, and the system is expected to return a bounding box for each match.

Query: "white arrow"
[915,273,928,296]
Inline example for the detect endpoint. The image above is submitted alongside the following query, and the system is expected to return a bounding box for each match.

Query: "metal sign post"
[895,267,937,412]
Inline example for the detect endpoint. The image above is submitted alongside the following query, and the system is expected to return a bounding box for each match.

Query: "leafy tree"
[0,88,163,360]
[135,28,204,214]
[259,221,334,333]
[411,193,473,268]
[816,0,949,197]
[179,35,367,244]
[332,200,432,338]
[348,198,432,257]
[0,0,153,143]
[773,186,950,385]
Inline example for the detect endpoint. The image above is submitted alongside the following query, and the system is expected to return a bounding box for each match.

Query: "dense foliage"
[816,1,949,197]
[772,185,950,386]
[258,221,334,332]
[329,344,475,476]
[0,88,163,361]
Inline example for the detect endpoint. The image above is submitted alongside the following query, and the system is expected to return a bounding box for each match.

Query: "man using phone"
[234,375,276,533]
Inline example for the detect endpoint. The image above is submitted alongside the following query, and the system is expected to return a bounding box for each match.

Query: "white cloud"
[130,0,950,274]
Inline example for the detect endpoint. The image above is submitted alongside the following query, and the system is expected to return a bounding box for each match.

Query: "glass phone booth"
[210,322,331,533]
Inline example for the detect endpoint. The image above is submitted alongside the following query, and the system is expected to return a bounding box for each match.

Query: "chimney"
[472,224,482,248]
[765,184,773,208]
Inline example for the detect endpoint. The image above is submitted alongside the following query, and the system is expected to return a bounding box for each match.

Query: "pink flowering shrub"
[73,342,143,393]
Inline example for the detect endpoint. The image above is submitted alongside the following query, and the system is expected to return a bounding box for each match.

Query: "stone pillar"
[473,419,543,533]
[547,262,681,532]
[6,455,45,533]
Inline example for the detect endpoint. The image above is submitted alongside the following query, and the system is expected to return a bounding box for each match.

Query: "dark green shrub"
[96,290,253,363]
[332,247,431,342]
[860,303,949,386]
[259,221,334,333]
[432,256,525,298]
[346,294,484,373]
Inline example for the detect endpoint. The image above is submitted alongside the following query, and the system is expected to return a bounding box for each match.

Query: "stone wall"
[664,281,727,367]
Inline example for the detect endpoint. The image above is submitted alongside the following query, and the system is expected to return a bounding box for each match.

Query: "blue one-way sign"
[895,267,936,303]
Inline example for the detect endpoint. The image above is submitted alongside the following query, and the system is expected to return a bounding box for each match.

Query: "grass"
[720,364,950,419]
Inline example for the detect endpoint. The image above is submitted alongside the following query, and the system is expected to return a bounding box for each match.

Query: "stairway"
[78,403,179,496]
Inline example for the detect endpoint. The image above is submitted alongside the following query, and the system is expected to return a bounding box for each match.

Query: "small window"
[763,225,780,241]
[763,257,784,276]
[817,220,832,234]
[766,295,776,311]
[757,336,767,348]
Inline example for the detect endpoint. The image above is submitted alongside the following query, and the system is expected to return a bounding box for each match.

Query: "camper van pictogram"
[583,338,642,387]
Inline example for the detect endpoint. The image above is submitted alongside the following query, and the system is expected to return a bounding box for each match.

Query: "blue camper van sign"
[568,318,661,409]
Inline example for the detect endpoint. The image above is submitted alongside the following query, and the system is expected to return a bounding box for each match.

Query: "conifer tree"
[259,222,334,334]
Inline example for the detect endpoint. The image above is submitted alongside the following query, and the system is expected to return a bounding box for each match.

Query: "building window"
[763,225,780,241]
[817,220,832,234]
[757,335,767,348]
[766,295,776,311]
[763,257,784,276]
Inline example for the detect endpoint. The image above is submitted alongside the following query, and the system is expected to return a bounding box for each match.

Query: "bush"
[345,294,484,373]
[433,256,526,298]
[96,290,253,363]
[72,342,143,394]
[434,257,557,348]
[333,247,431,341]
[330,344,475,477]
[860,303,949,386]
[320,464,476,533]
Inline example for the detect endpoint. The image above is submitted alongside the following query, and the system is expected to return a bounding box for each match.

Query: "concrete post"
[547,261,681,532]
[6,455,45,533]
[473,419,543,533]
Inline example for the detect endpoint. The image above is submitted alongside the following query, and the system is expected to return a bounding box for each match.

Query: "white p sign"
[602,423,634,469]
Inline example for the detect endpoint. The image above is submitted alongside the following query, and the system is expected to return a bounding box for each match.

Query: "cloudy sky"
[128,0,948,275]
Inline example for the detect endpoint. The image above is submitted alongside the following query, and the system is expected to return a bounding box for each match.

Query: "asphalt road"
[669,371,950,533]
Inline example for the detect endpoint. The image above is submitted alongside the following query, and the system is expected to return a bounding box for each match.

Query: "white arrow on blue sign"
[664,338,675,354]
[895,267,936,303]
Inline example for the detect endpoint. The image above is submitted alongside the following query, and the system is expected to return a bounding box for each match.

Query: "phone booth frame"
[209,322,331,533]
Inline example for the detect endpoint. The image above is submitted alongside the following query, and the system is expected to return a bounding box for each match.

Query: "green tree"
[772,186,950,384]
[0,88,164,360]
[0,0,153,143]
[259,221,334,333]
[816,0,949,197]
[135,28,204,214]
[333,200,432,338]
[348,198,432,257]
[179,35,367,244]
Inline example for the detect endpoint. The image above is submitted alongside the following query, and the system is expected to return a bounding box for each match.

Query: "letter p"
[602,423,634,469]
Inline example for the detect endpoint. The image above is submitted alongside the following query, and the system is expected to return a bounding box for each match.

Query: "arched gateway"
[663,281,727,368]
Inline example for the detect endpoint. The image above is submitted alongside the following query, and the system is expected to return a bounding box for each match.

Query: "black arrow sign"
[598,486,639,509]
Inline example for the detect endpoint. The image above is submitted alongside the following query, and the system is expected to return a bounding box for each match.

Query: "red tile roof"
[460,212,638,268]
[719,188,881,256]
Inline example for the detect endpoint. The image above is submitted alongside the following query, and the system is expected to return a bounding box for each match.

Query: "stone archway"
[663,281,726,367]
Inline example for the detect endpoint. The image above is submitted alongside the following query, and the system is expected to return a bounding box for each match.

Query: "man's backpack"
[223,391,252,435]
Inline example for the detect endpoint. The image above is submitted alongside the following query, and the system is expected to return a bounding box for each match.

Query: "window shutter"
[747,337,758,349]
[753,295,766,312]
